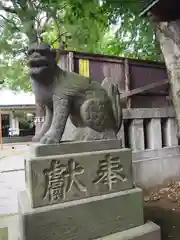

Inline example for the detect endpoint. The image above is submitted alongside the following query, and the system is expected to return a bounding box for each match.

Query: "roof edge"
[139,0,159,17]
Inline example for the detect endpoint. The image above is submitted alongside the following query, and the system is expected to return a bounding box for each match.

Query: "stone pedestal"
[18,188,143,240]
[18,140,161,240]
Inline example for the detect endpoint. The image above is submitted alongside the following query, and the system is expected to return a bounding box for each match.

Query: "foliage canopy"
[0,0,163,91]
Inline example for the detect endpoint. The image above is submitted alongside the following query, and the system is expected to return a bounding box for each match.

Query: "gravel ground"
[0,143,31,160]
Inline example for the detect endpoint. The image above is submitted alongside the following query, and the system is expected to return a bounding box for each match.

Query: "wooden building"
[140,0,180,21]
[0,89,35,138]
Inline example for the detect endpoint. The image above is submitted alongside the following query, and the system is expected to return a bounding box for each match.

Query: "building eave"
[139,0,159,17]
[0,104,35,110]
[139,0,180,21]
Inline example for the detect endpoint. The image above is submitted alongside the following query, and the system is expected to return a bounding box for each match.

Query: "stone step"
[18,188,144,240]
[95,221,160,240]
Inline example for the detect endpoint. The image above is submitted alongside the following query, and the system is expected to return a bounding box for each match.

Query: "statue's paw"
[32,135,41,142]
[40,135,59,145]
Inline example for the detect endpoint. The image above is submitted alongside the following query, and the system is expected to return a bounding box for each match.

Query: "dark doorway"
[2,114,10,137]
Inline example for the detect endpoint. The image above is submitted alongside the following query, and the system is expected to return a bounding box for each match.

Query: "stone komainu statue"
[27,43,122,144]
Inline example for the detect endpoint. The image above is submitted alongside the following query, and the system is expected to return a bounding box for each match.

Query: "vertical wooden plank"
[59,54,68,70]
[124,59,131,108]
[102,62,125,89]
[79,59,83,76]
[56,49,60,67]
[68,52,74,72]
[86,59,90,77]
[79,59,90,77]
[57,58,60,67]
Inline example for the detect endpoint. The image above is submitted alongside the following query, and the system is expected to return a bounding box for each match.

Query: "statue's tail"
[107,84,123,133]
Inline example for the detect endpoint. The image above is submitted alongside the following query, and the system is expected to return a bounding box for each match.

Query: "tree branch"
[37,11,52,35]
[51,32,69,46]
[0,14,21,31]
[27,0,34,9]
[0,1,17,14]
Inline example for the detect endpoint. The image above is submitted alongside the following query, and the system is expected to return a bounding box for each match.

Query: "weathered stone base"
[95,221,161,240]
[18,188,144,240]
[31,139,122,157]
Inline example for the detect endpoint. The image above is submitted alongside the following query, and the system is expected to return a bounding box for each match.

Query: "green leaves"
[100,0,163,61]
[0,0,164,92]
[0,57,31,91]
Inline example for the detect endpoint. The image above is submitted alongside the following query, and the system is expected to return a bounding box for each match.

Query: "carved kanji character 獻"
[43,160,67,201]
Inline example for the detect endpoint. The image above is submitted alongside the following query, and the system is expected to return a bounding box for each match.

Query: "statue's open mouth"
[29,66,49,74]
[28,56,51,68]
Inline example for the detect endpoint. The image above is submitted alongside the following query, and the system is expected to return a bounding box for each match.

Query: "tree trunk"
[1,0,45,136]
[26,30,45,134]
[154,19,180,138]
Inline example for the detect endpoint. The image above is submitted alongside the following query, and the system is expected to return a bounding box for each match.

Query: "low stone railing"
[118,107,180,188]
[120,107,178,151]
[11,107,178,149]
[62,107,178,152]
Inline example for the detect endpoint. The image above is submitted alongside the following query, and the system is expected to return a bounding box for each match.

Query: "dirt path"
[144,180,180,240]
